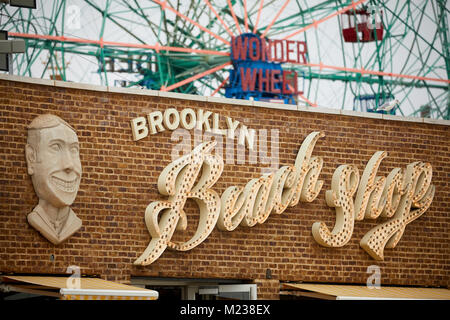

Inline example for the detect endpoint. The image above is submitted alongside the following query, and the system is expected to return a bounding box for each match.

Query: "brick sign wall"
[0,76,448,299]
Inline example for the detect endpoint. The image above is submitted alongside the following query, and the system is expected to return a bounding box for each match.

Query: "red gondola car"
[341,8,383,43]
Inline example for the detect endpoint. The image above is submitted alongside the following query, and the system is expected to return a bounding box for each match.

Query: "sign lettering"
[134,141,224,266]
[134,129,435,266]
[312,164,359,247]
[131,108,256,150]
[360,162,434,260]
[217,131,324,231]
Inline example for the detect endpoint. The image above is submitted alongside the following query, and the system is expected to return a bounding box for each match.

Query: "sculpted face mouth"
[51,175,79,193]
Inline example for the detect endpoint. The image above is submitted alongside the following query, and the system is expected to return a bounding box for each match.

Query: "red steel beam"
[202,0,235,38]
[8,32,230,56]
[297,92,317,107]
[253,0,265,33]
[153,0,230,46]
[211,76,229,96]
[261,0,291,38]
[295,61,450,84]
[226,0,243,34]
[243,0,249,33]
[161,61,232,92]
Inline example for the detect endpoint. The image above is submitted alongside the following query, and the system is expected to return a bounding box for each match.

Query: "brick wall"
[252,280,280,300]
[0,77,449,299]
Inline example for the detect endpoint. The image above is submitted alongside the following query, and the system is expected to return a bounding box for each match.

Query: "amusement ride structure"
[1,0,449,119]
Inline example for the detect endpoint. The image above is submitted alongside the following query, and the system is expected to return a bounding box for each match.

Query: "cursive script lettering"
[312,152,435,260]
[134,141,223,266]
[217,131,324,231]
[354,151,387,220]
[312,164,359,247]
[134,129,435,265]
[360,161,435,260]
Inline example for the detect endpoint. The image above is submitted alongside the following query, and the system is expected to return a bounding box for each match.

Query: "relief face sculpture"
[25,114,82,244]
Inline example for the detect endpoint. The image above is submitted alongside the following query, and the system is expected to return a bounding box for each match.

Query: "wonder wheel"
[1,0,449,119]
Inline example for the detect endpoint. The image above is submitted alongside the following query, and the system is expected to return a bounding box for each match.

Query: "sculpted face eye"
[50,142,62,152]
[70,145,79,155]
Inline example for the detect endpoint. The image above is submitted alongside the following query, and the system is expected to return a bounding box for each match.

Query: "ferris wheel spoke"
[152,0,229,46]
[383,5,446,61]
[226,0,242,35]
[202,0,234,38]
[386,5,446,84]
[261,1,335,39]
[291,60,449,85]
[123,0,159,39]
[211,76,229,97]
[161,61,231,92]
[252,0,264,33]
[84,0,147,45]
[188,1,209,43]
[392,2,429,78]
[9,33,229,57]
[242,0,249,33]
[298,91,317,107]
[260,0,290,38]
